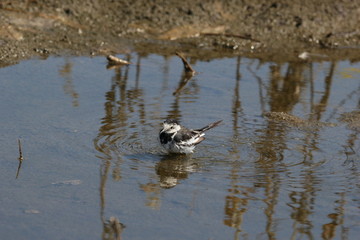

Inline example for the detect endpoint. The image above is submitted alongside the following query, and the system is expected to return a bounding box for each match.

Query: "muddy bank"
[1,0,360,66]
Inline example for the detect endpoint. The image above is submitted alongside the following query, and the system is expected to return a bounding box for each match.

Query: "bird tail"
[196,120,222,133]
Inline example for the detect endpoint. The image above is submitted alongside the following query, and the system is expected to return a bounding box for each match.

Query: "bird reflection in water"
[155,154,199,188]
[138,154,201,210]
[139,154,200,210]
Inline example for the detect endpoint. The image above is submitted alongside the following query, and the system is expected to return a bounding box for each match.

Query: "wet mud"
[1,0,360,67]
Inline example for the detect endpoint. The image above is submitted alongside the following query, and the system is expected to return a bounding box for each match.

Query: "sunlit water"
[0,54,359,240]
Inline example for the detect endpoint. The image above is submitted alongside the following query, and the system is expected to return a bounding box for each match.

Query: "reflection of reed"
[263,62,315,239]
[253,62,305,239]
[96,63,130,240]
[243,60,330,239]
[288,173,318,239]
[224,163,250,240]
[248,60,266,112]
[139,181,162,209]
[225,57,249,240]
[321,192,346,240]
[94,54,145,240]
[232,57,245,132]
[287,61,358,240]
[59,58,79,107]
[310,62,336,121]
[94,54,145,158]
[91,53,359,239]
[268,63,305,112]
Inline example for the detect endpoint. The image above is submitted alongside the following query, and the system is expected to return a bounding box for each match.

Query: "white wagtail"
[159,119,222,154]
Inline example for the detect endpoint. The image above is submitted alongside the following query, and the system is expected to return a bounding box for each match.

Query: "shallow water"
[0,54,359,240]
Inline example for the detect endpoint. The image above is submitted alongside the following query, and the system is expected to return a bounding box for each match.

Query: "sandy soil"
[1,0,360,66]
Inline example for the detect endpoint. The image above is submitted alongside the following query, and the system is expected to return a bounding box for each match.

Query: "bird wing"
[174,129,204,146]
[191,136,205,145]
[173,129,195,142]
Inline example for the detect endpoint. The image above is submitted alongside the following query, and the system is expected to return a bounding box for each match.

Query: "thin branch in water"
[16,139,24,179]
[18,139,23,161]
[175,52,196,74]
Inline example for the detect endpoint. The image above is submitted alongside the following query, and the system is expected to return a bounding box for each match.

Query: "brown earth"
[1,0,360,67]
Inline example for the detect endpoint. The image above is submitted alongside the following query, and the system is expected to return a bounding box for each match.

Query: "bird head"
[161,119,181,134]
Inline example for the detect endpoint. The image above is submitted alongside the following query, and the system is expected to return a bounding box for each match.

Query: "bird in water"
[159,119,222,154]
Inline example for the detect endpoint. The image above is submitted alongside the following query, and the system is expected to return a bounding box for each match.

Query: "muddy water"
[0,54,359,240]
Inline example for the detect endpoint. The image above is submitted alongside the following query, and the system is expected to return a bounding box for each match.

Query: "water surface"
[0,54,359,239]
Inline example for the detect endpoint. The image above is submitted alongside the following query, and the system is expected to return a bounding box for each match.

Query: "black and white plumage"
[159,119,222,154]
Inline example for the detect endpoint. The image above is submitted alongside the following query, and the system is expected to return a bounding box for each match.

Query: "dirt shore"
[1,0,360,66]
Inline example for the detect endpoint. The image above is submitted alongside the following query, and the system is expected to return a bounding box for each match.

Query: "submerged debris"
[264,112,336,128]
[24,209,40,214]
[338,111,360,130]
[51,179,82,186]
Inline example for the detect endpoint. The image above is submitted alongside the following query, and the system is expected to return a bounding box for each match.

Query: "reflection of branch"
[247,61,266,113]
[312,62,336,121]
[325,86,360,122]
[16,139,24,179]
[172,72,194,96]
[342,129,359,168]
[172,52,196,96]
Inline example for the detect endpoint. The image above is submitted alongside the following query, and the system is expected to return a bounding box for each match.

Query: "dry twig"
[175,52,196,74]
[107,55,131,65]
